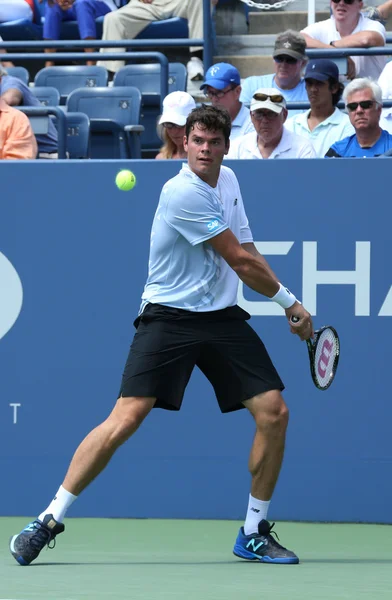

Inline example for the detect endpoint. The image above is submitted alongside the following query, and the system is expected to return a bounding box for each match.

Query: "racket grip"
[290,316,300,323]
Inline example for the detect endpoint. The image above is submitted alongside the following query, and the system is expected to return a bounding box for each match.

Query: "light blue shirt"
[231,103,254,141]
[285,108,355,157]
[140,164,253,313]
[240,74,308,116]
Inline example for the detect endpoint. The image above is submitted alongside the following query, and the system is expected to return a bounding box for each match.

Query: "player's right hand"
[285,303,314,341]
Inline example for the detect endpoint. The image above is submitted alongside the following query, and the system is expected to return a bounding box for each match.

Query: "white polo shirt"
[302,15,386,80]
[230,103,254,141]
[227,127,316,159]
[285,108,355,157]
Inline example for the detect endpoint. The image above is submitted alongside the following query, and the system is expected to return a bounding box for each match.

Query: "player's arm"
[241,242,278,280]
[209,229,313,339]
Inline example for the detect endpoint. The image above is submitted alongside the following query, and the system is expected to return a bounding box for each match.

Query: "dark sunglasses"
[274,56,299,65]
[253,93,284,103]
[162,122,183,129]
[346,100,377,112]
[331,0,356,5]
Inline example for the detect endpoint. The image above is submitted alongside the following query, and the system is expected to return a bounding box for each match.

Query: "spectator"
[325,77,392,157]
[240,30,308,115]
[0,97,37,159]
[0,0,34,22]
[301,0,386,81]
[97,0,219,77]
[200,63,254,141]
[43,0,116,67]
[363,0,392,24]
[228,88,316,159]
[285,59,354,157]
[156,91,196,159]
[0,65,59,158]
[378,60,392,133]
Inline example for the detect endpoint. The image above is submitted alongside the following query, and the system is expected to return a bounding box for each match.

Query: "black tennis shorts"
[118,303,284,413]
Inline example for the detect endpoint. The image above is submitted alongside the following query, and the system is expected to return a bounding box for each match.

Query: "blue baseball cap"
[200,62,241,91]
[304,59,339,82]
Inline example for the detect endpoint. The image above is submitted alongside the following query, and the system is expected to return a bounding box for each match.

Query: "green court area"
[1,518,391,600]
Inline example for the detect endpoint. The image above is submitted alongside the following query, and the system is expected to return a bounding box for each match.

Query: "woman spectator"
[156,91,196,160]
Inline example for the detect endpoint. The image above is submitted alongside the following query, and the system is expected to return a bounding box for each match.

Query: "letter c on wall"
[0,252,23,341]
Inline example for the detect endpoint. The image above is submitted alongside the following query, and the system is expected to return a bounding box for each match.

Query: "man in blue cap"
[200,62,254,141]
[285,58,354,157]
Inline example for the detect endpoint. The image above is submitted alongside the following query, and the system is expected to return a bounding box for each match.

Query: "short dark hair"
[328,78,344,107]
[185,104,231,144]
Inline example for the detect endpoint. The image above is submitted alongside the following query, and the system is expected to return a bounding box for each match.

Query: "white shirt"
[302,15,386,81]
[140,164,253,313]
[378,61,392,98]
[227,127,316,159]
[285,108,355,157]
[230,103,254,141]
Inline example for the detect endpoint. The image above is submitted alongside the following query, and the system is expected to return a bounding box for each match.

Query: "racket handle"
[290,316,300,323]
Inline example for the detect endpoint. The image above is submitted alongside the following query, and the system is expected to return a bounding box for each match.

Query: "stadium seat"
[5,66,30,85]
[0,0,43,40]
[31,86,60,107]
[66,86,144,159]
[113,62,187,156]
[65,112,90,159]
[34,66,109,105]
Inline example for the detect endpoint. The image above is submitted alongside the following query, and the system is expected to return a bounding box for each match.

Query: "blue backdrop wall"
[0,159,391,523]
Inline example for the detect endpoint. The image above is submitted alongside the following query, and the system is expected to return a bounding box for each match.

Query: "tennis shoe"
[186,57,204,81]
[9,513,64,566]
[233,519,299,564]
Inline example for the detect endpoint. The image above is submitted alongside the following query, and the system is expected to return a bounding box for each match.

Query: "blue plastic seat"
[64,112,90,159]
[31,86,60,107]
[0,0,43,40]
[113,62,187,155]
[34,66,109,105]
[66,86,144,159]
[5,66,30,85]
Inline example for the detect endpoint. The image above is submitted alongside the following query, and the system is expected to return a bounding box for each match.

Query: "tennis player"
[9,105,313,566]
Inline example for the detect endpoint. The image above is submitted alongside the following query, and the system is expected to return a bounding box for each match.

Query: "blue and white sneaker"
[9,514,65,566]
[233,519,299,564]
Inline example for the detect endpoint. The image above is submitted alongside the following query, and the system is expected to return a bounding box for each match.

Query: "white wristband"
[271,283,297,309]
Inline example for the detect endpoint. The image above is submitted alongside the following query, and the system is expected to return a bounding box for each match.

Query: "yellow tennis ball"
[115,169,136,191]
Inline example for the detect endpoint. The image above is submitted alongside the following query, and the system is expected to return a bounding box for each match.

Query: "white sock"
[38,485,77,523]
[243,494,270,536]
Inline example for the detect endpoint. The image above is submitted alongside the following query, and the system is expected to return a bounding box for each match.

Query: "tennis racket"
[291,317,340,390]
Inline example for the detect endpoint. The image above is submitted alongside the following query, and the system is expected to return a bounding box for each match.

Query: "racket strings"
[313,328,339,388]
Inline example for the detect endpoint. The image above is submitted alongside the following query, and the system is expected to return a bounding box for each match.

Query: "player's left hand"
[285,302,314,341]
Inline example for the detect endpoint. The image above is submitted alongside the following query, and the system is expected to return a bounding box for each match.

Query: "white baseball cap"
[158,91,196,126]
[250,88,287,115]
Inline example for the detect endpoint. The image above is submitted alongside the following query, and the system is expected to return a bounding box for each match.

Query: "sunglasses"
[251,110,280,121]
[346,100,377,112]
[252,93,284,103]
[274,56,299,64]
[162,122,183,129]
[204,86,237,100]
[331,0,356,5]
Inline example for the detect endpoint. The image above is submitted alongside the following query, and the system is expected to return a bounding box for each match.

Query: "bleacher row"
[7,62,188,159]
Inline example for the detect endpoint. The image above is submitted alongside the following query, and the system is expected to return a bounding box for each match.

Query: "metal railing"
[17,106,67,158]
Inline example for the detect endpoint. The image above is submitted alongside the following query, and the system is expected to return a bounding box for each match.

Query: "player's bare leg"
[63,396,155,494]
[233,390,299,563]
[9,396,155,566]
